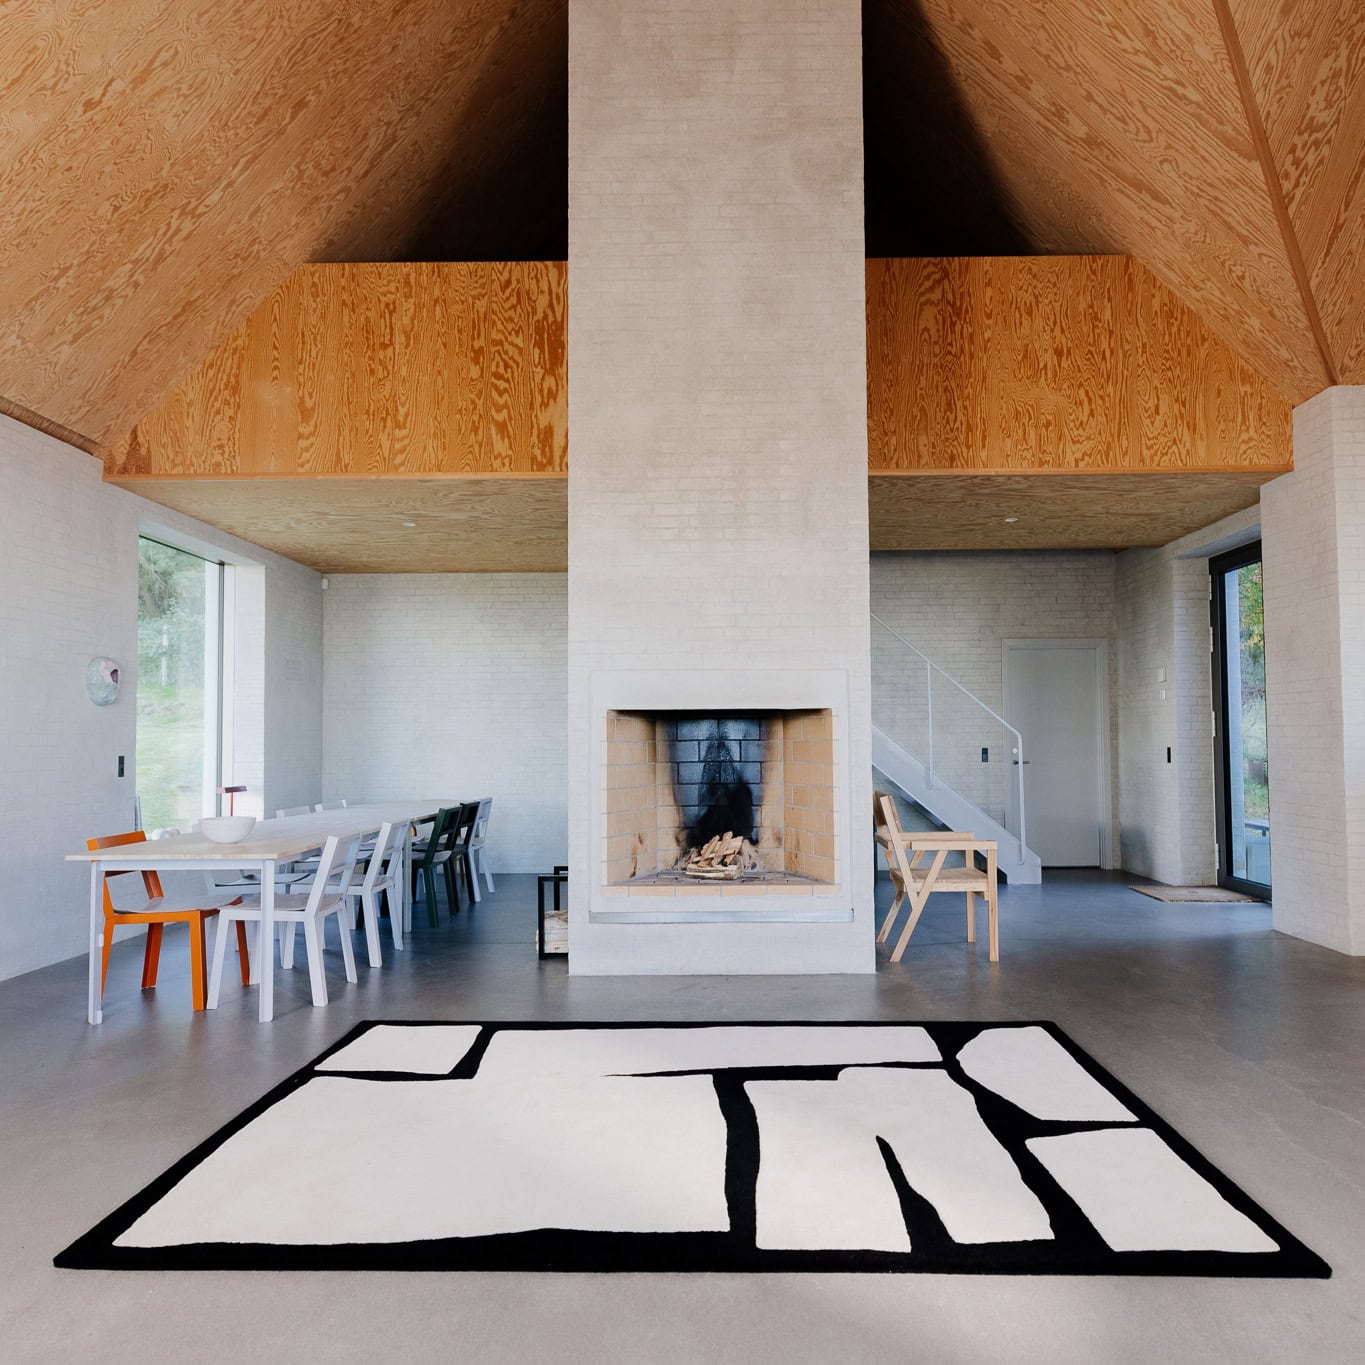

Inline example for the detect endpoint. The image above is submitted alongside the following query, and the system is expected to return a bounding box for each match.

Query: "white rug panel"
[115,1073,730,1247]
[1027,1129,1279,1253]
[747,1067,1053,1250]
[957,1026,1136,1122]
[477,1025,940,1081]
[315,1024,481,1074]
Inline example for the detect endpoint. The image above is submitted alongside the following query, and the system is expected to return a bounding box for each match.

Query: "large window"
[136,538,225,832]
[1212,544,1270,892]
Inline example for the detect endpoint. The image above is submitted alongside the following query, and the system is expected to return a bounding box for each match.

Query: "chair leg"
[235,922,251,986]
[480,849,495,894]
[464,854,478,903]
[335,908,358,983]
[281,922,297,969]
[207,915,232,1009]
[965,891,976,944]
[100,913,115,992]
[360,890,382,969]
[890,892,931,964]
[141,922,165,989]
[988,884,999,963]
[424,865,440,927]
[188,915,208,1010]
[876,885,905,944]
[302,917,328,1006]
[443,858,459,914]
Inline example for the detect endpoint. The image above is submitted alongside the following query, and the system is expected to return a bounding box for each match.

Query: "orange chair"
[87,831,251,1010]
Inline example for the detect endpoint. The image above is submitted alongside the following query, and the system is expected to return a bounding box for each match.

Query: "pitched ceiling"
[0,0,567,451]
[865,0,1365,402]
[1,0,1361,456]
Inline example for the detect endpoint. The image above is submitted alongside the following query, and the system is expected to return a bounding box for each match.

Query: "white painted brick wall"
[1114,504,1260,887]
[0,413,323,981]
[321,574,568,872]
[567,0,872,972]
[1263,386,1365,955]
[871,551,1118,846]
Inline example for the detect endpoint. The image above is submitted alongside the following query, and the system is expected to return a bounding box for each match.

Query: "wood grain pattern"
[867,258,1293,472]
[108,476,569,574]
[0,1,566,448]
[104,263,567,478]
[892,0,1328,399]
[1229,0,1365,382]
[868,470,1277,551]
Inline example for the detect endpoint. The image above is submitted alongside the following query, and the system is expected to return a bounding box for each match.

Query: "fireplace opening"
[601,708,839,896]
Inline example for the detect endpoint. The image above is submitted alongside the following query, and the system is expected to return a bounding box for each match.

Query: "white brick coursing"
[0,414,323,980]
[321,574,568,873]
[567,0,872,971]
[871,551,1119,848]
[1262,386,1365,955]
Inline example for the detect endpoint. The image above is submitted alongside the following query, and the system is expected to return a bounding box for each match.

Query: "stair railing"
[870,613,1027,854]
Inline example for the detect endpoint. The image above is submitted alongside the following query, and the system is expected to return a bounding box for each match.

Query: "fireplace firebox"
[602,708,837,897]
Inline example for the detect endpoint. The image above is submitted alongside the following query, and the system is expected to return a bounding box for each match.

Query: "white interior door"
[1004,641,1107,867]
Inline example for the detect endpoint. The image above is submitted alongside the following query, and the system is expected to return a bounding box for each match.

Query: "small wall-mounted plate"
[86,656,121,706]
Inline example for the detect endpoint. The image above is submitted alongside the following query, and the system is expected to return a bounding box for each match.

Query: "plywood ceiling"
[868,0,1365,400]
[112,469,1275,571]
[122,476,569,574]
[0,0,567,449]
[868,471,1277,551]
[2,0,1360,452]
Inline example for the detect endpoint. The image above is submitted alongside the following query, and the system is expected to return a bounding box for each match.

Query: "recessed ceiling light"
[1003,516,1020,524]
[401,521,416,528]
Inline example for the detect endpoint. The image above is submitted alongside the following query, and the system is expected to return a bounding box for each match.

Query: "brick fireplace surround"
[566,0,873,973]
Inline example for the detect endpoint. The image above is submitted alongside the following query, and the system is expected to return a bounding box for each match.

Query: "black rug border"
[54,1019,1330,1278]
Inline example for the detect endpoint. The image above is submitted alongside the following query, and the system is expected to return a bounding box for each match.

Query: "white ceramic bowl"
[199,815,257,844]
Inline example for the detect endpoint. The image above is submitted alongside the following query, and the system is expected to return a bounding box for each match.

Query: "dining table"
[67,801,453,1024]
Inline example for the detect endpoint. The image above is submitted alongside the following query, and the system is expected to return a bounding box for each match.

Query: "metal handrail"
[870,613,1027,854]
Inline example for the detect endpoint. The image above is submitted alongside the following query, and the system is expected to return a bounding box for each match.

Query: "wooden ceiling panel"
[869,470,1275,551]
[104,262,568,478]
[868,258,1292,472]
[1230,0,1365,381]
[111,475,569,574]
[0,1,566,448]
[112,469,1270,572]
[885,0,1329,400]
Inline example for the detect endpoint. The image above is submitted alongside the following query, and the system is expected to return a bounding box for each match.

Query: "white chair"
[342,820,407,964]
[314,800,349,811]
[276,805,313,817]
[207,835,362,1009]
[468,797,495,898]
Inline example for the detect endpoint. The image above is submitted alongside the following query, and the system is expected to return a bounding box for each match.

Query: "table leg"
[259,858,276,1023]
[87,862,103,1025]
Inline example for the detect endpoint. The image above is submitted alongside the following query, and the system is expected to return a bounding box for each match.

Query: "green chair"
[411,806,456,926]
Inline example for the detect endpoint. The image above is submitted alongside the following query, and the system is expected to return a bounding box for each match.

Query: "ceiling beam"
[1213,0,1339,386]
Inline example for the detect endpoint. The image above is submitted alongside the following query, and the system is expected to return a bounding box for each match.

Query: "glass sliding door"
[1211,544,1270,893]
[136,537,225,833]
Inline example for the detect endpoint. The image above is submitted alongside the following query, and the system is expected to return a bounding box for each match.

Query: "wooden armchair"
[873,792,999,964]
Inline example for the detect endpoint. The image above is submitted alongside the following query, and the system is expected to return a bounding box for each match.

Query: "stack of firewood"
[680,833,761,880]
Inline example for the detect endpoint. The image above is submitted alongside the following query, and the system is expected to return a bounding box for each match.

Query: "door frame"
[1210,542,1270,896]
[1002,638,1114,869]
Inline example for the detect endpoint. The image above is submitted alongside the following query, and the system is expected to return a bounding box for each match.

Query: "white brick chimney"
[566,0,873,973]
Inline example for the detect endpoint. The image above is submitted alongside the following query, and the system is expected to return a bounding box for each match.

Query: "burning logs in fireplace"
[679,832,762,880]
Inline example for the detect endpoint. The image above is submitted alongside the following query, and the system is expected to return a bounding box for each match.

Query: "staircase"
[871,614,1042,884]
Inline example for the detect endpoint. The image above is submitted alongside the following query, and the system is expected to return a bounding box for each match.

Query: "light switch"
[1156,665,1167,683]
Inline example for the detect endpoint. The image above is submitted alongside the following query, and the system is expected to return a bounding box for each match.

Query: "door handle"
[1012,760,1030,765]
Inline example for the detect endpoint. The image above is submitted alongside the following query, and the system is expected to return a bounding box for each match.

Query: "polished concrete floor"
[3,871,1362,1363]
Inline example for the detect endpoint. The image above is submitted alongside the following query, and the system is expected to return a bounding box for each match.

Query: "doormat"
[1130,885,1266,903]
[55,1020,1326,1277]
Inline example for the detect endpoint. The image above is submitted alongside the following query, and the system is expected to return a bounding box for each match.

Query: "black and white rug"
[56,1020,1327,1277]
